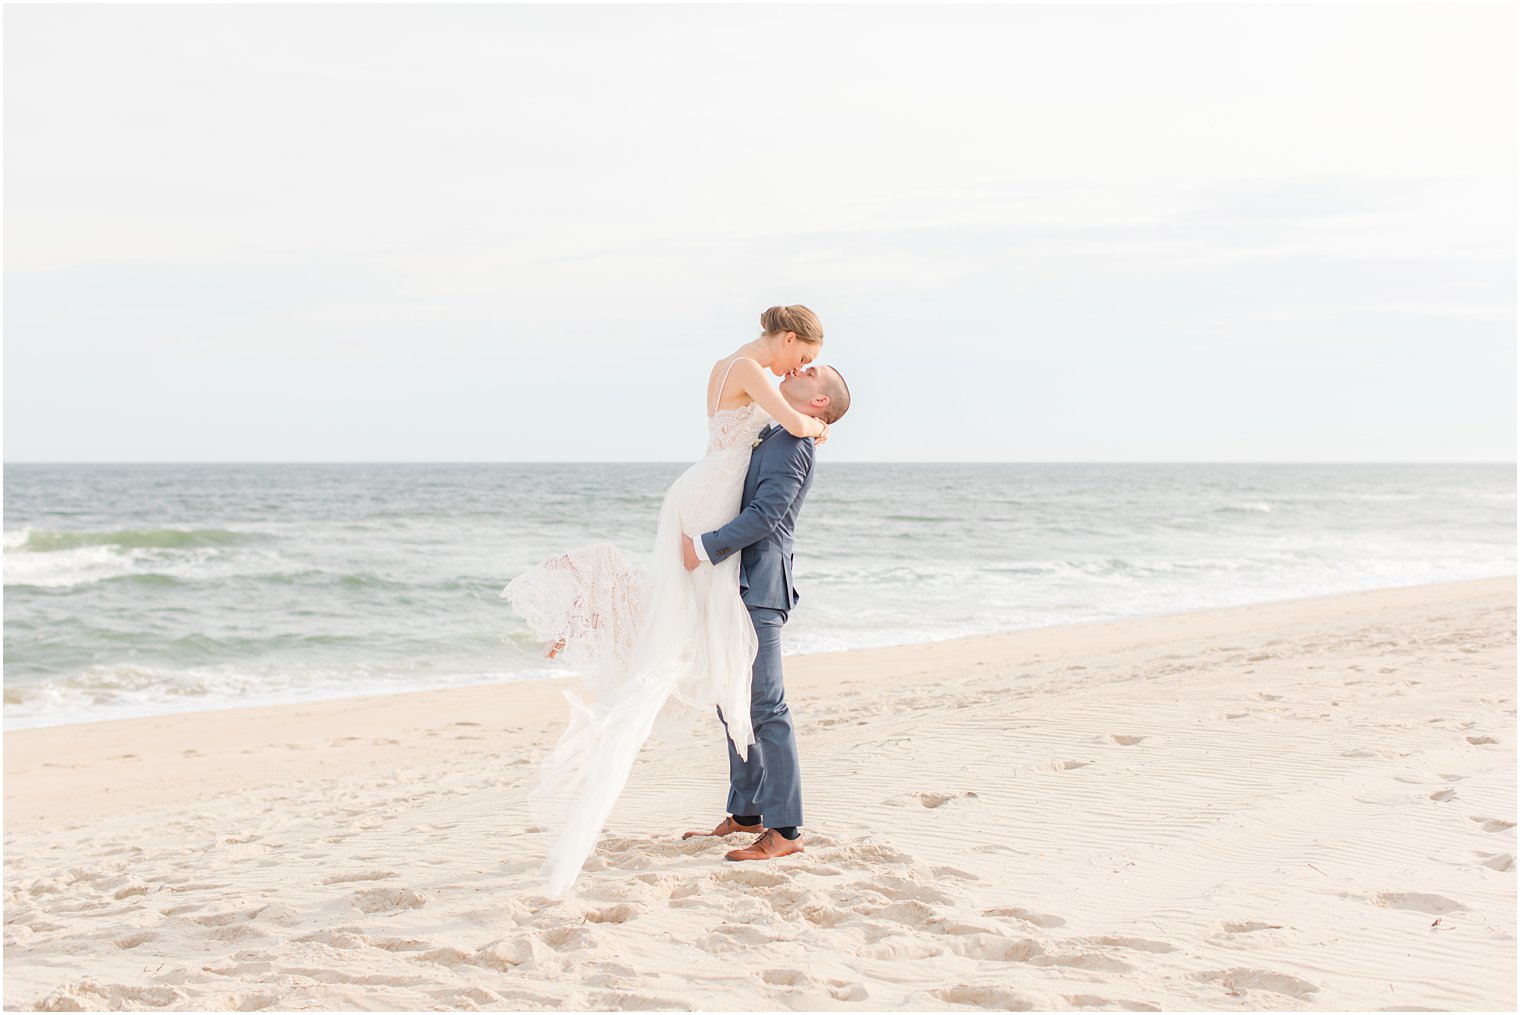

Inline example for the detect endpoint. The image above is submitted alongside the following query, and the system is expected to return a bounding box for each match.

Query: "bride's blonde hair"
[761,305,823,345]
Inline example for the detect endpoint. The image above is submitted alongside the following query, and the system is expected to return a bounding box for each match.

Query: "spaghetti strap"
[710,357,743,416]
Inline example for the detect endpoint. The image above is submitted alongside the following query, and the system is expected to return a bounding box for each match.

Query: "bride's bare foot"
[545,638,566,659]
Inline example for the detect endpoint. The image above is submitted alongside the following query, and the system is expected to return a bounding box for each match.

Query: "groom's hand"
[682,533,700,571]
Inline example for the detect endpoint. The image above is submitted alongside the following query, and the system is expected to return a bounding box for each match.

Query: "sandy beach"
[3,576,1514,1011]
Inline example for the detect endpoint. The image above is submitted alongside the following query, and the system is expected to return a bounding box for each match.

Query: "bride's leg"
[541,552,587,660]
[546,588,606,660]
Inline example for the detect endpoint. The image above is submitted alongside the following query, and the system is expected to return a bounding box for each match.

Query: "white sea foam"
[2,541,151,587]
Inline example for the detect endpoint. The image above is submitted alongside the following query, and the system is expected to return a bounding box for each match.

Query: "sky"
[4,3,1515,463]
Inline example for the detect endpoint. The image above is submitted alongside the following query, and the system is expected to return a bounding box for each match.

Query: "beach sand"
[4,576,1514,1011]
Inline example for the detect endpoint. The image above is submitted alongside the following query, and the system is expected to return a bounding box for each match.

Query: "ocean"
[3,462,1514,731]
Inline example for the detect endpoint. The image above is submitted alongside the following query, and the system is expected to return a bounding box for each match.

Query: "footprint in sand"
[541,924,602,952]
[698,923,786,952]
[884,790,979,808]
[37,983,188,1010]
[113,930,156,950]
[1219,920,1283,934]
[321,870,398,886]
[1473,852,1514,872]
[946,934,1044,963]
[1469,816,1516,834]
[1192,967,1318,1000]
[587,985,691,1008]
[1078,935,1176,953]
[583,902,640,923]
[1465,735,1499,746]
[864,937,944,961]
[1429,788,1456,803]
[759,968,868,1000]
[829,841,917,866]
[1065,994,1161,1011]
[1370,891,1467,914]
[982,905,1066,928]
[852,873,955,905]
[711,867,790,890]
[350,886,429,913]
[933,983,1041,1010]
[1110,734,1147,746]
[1031,951,1136,973]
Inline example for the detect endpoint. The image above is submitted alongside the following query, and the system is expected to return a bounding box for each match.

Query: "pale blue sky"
[4,3,1514,462]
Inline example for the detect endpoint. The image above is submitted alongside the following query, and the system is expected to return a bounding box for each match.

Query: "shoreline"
[7,574,1517,738]
[10,573,1517,735]
[5,575,1512,832]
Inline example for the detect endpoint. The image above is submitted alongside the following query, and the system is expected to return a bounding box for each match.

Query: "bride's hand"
[813,420,830,448]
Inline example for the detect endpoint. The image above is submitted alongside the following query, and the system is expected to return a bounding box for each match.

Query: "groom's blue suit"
[698,421,816,829]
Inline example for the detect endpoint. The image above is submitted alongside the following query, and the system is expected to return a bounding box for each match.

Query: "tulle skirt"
[500,448,758,897]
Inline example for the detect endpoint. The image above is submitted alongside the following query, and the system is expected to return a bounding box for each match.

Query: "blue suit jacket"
[699,423,816,612]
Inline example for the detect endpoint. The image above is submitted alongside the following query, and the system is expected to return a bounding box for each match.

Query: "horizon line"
[4,460,1517,468]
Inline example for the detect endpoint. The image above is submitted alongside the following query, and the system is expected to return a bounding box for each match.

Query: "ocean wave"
[3,541,163,588]
[1,526,289,589]
[5,526,273,552]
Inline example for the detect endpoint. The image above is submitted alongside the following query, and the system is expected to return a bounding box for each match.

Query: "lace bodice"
[707,402,774,454]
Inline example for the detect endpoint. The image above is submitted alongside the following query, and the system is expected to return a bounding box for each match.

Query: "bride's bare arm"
[726,358,826,440]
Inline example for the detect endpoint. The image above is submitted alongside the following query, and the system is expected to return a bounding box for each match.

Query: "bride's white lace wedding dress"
[500,367,775,897]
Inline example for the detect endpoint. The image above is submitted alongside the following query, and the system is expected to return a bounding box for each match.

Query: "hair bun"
[760,304,824,344]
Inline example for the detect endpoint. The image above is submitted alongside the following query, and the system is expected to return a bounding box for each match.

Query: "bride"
[500,305,830,897]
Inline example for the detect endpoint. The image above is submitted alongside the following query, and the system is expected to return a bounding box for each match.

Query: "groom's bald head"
[815,365,850,424]
[781,364,851,425]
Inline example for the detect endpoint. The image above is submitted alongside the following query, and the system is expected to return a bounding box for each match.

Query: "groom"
[678,364,851,862]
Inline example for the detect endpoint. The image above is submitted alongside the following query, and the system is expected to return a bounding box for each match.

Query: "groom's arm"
[691,438,814,565]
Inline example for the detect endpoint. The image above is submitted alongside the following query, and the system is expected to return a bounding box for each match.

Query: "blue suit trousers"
[715,605,804,828]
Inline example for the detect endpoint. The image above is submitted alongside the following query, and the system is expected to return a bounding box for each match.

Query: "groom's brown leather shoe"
[725,828,804,861]
[682,815,766,839]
